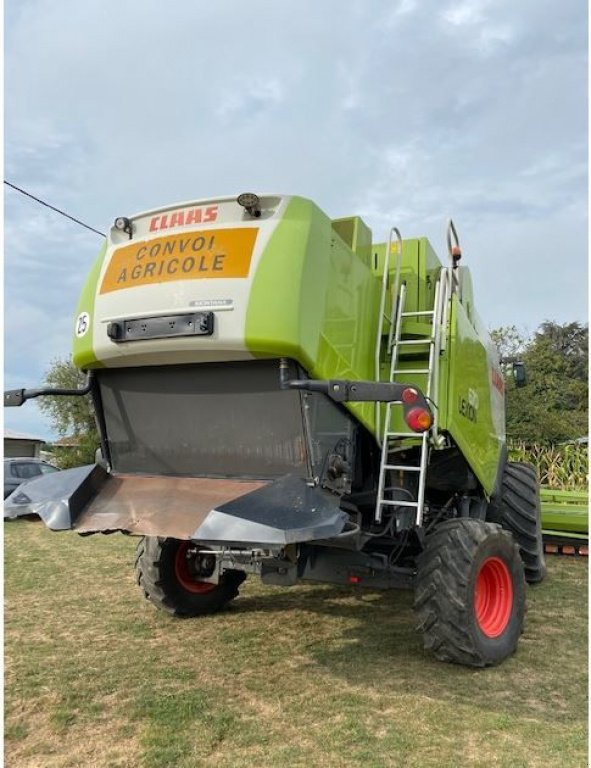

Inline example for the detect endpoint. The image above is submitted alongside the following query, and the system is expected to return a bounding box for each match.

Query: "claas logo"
[150,205,218,232]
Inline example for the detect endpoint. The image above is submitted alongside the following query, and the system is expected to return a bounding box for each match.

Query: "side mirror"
[512,362,527,388]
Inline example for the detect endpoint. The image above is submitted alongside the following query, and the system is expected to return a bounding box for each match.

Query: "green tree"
[492,322,588,443]
[38,358,100,468]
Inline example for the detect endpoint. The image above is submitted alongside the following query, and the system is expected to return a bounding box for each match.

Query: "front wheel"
[134,537,245,617]
[414,519,526,667]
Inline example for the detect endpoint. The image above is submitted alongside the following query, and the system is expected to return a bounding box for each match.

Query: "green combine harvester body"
[5,193,554,668]
[72,195,505,495]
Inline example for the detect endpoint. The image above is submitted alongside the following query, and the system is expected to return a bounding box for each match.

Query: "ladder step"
[384,465,421,472]
[378,499,419,508]
[392,368,430,374]
[395,339,432,346]
[385,431,422,438]
[401,310,435,317]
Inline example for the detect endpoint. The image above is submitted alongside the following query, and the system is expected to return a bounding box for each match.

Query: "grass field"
[4,521,588,768]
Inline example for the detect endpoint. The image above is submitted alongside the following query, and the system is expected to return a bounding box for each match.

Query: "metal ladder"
[374,247,456,529]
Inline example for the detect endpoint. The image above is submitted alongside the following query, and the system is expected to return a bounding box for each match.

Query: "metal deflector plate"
[5,466,348,546]
[75,475,268,538]
[193,474,348,546]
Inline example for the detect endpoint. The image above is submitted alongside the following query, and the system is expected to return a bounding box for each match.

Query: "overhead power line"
[4,180,106,237]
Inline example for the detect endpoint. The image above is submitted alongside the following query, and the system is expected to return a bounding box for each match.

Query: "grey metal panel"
[297,546,415,589]
[3,464,108,527]
[192,473,348,546]
[98,361,308,479]
[301,391,355,485]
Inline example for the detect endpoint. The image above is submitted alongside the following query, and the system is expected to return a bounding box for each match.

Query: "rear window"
[9,462,58,479]
[40,464,60,475]
[10,462,43,479]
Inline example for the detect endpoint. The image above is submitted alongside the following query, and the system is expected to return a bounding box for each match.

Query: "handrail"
[446,219,462,300]
[375,227,403,380]
[374,226,403,441]
[446,218,461,265]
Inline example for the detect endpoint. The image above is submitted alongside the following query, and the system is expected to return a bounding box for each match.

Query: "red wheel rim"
[474,556,513,638]
[174,543,216,594]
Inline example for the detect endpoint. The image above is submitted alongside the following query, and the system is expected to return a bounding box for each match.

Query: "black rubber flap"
[192,473,348,546]
[3,464,108,528]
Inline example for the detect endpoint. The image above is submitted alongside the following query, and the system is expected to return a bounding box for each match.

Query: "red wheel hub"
[174,543,216,594]
[474,556,513,638]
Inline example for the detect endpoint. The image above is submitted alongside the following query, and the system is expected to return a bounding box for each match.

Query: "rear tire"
[414,519,525,667]
[134,537,245,617]
[487,462,547,584]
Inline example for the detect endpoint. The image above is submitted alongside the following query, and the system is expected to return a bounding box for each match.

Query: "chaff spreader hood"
[5,464,348,545]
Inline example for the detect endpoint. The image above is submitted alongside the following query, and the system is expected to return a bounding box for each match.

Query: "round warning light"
[401,387,419,404]
[405,407,432,433]
[114,216,131,232]
[237,192,260,209]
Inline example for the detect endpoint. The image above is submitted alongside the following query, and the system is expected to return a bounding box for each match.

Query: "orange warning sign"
[100,228,258,294]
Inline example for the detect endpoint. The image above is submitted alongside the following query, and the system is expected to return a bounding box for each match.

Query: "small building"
[4,429,45,459]
[52,435,82,450]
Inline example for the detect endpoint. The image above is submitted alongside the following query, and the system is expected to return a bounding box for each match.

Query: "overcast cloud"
[4,0,588,439]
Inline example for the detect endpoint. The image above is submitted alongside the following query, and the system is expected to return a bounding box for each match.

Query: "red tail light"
[405,407,432,433]
[401,387,419,404]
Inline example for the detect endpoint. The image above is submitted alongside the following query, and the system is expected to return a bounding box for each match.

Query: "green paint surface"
[246,199,506,480]
[540,489,588,534]
[72,241,108,369]
[245,197,382,433]
[445,296,503,495]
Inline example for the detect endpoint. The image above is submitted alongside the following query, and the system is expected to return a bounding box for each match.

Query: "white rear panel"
[91,195,289,367]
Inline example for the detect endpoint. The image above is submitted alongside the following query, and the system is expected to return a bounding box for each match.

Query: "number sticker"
[76,312,90,338]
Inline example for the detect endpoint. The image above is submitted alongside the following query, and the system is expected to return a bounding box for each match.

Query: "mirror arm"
[4,371,94,407]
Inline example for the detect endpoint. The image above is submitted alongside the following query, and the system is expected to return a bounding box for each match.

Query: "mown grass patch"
[5,520,588,767]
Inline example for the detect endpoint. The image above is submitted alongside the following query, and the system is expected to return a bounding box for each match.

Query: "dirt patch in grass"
[4,521,588,767]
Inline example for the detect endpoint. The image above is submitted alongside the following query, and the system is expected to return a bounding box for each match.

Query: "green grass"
[4,521,588,767]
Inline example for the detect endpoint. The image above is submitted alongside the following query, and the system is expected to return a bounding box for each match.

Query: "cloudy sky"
[4,0,588,440]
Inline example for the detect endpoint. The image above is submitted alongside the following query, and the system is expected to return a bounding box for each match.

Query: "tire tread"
[134,536,244,617]
[488,462,546,583]
[414,519,525,667]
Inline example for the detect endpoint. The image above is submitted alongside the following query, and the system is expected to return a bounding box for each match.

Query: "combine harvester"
[6,193,549,667]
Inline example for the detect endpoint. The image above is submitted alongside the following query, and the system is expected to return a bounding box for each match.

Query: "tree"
[490,325,528,361]
[38,358,100,468]
[492,322,588,443]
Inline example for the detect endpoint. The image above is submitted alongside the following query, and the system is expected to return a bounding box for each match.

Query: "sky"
[4,0,588,441]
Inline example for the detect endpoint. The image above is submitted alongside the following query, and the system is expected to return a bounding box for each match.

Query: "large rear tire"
[134,537,245,617]
[487,461,547,584]
[414,519,526,667]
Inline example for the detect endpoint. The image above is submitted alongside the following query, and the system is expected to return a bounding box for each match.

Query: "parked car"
[3,458,60,500]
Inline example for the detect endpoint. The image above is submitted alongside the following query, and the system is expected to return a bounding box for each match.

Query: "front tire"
[135,537,245,617]
[487,462,546,584]
[414,519,526,667]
